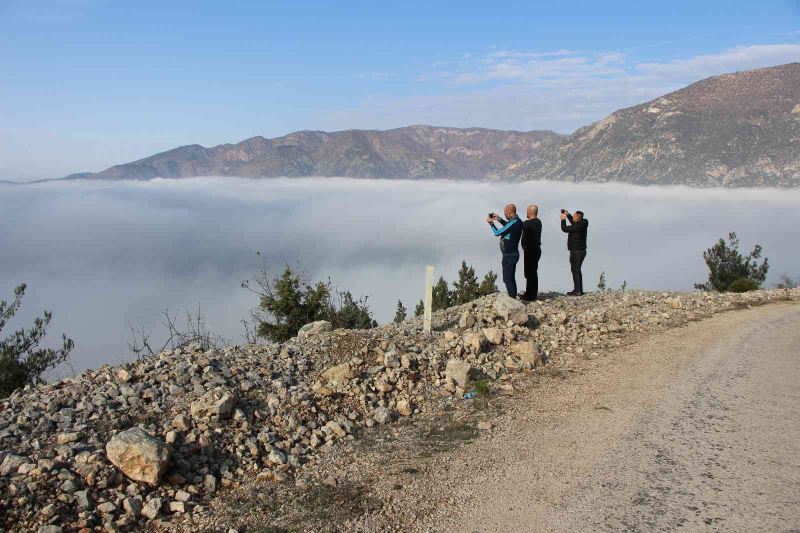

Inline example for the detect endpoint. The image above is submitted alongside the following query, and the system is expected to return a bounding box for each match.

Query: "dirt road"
[421,303,800,533]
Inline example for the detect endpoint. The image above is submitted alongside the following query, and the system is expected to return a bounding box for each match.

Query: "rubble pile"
[1,288,797,531]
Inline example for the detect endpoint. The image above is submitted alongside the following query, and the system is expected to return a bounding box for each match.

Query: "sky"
[2,178,799,374]
[1,0,799,180]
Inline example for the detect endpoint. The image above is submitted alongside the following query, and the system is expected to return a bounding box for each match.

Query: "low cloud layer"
[1,178,799,374]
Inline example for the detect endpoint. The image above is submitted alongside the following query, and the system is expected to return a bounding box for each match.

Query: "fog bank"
[1,177,798,374]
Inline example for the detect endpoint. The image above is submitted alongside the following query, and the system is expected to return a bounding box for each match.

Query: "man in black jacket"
[520,204,542,301]
[560,209,588,296]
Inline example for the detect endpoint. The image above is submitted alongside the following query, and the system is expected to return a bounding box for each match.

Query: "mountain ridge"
[59,63,800,187]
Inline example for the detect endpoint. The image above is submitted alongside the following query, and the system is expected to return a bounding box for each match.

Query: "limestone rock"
[445,359,472,388]
[494,293,528,324]
[462,332,487,353]
[320,363,354,386]
[297,320,332,339]
[458,311,476,329]
[482,327,503,345]
[190,387,237,419]
[105,428,170,486]
[512,340,544,368]
[372,406,395,425]
[141,498,163,520]
[396,399,413,416]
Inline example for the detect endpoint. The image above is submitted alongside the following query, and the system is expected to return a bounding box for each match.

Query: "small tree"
[451,260,480,305]
[695,232,768,292]
[393,300,407,323]
[478,271,498,296]
[432,276,451,311]
[597,271,607,291]
[620,280,628,291]
[414,299,425,317]
[243,263,376,343]
[329,290,378,330]
[1,284,74,398]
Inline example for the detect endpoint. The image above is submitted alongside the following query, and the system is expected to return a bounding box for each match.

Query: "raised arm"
[491,218,515,237]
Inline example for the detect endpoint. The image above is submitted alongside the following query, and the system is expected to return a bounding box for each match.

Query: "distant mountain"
[506,63,800,187]
[60,63,800,187]
[62,126,564,181]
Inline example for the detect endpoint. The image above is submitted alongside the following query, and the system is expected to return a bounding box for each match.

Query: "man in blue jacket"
[487,204,523,298]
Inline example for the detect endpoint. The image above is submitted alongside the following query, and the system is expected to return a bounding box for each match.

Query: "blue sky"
[1,0,799,180]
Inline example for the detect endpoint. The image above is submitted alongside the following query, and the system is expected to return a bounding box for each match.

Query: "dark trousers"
[523,247,541,300]
[569,250,587,293]
[501,253,520,298]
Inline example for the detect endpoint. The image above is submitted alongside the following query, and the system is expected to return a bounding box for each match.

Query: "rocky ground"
[1,288,798,532]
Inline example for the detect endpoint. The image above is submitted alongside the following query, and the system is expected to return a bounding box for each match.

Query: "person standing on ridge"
[560,209,588,296]
[487,204,523,298]
[520,204,542,301]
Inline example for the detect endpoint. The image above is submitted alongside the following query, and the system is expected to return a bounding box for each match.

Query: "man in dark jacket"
[560,209,588,296]
[520,204,542,301]
[487,203,523,298]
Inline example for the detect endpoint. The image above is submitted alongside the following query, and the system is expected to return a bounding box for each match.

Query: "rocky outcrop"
[507,63,800,187]
[1,288,797,530]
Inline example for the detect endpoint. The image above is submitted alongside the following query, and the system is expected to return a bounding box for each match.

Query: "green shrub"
[695,232,768,292]
[727,278,760,293]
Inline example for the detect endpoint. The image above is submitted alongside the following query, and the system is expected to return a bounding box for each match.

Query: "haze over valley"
[2,177,799,374]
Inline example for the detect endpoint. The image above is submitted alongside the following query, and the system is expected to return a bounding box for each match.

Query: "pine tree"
[432,276,451,311]
[451,260,480,305]
[393,300,407,323]
[1,283,74,398]
[695,232,768,292]
[414,299,425,317]
[478,271,498,296]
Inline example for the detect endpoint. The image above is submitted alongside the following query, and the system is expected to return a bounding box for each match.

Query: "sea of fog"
[1,177,799,375]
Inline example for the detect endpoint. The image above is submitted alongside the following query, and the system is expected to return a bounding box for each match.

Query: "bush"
[243,264,376,343]
[727,278,760,293]
[695,232,768,292]
[775,273,798,289]
[0,283,74,398]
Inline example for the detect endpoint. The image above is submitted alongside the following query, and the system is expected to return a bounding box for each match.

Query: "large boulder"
[190,387,237,419]
[320,363,354,386]
[297,320,332,340]
[494,293,529,325]
[445,359,472,388]
[105,428,170,486]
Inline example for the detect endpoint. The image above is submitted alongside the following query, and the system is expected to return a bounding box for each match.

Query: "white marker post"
[423,265,434,334]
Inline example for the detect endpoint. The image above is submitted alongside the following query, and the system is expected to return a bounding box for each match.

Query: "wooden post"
[423,265,434,334]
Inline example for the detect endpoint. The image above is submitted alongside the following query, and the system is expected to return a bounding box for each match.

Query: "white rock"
[445,359,472,388]
[105,428,170,486]
[482,327,503,345]
[320,363,354,386]
[297,320,332,339]
[190,388,237,419]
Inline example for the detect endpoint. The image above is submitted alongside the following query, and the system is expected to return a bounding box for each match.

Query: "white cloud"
[325,42,800,134]
[636,44,800,79]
